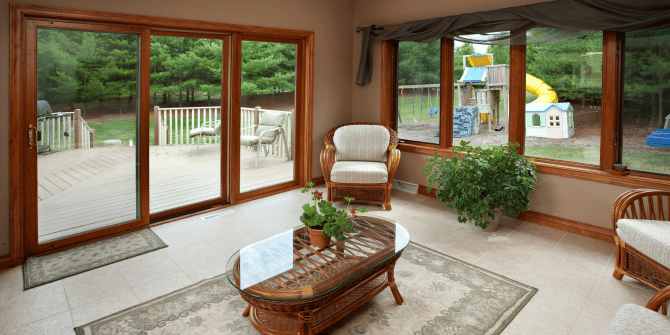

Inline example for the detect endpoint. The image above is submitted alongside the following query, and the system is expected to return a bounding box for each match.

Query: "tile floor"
[0,186,657,334]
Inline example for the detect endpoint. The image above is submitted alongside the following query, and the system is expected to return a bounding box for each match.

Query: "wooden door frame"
[8,3,314,265]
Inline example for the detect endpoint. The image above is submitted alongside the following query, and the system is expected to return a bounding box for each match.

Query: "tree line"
[37,29,296,115]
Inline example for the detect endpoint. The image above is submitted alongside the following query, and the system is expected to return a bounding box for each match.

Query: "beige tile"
[473,259,530,283]
[64,265,131,308]
[71,289,139,326]
[117,249,182,286]
[428,244,481,265]
[440,227,511,258]
[151,221,207,249]
[0,266,29,302]
[503,287,584,335]
[476,242,548,281]
[568,298,626,335]
[182,256,229,283]
[131,272,193,303]
[0,283,70,334]
[5,311,74,335]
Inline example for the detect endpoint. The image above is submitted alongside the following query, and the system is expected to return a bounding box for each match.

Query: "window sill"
[397,143,670,190]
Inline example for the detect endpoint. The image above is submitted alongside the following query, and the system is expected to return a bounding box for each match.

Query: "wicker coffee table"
[226,215,410,335]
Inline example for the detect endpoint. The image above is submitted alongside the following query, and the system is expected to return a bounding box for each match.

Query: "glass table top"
[226,215,410,301]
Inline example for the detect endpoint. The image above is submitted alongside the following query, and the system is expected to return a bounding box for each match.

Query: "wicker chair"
[320,123,400,210]
[606,285,670,334]
[612,189,670,291]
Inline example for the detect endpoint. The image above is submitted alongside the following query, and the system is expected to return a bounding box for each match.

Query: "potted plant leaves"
[300,182,367,248]
[421,141,537,231]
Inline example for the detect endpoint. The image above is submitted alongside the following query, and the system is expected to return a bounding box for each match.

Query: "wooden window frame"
[7,3,314,266]
[380,32,670,190]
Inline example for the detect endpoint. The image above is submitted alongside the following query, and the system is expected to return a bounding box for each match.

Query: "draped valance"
[356,0,670,85]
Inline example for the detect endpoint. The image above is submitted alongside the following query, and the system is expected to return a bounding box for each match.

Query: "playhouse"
[525,103,574,138]
[454,53,509,132]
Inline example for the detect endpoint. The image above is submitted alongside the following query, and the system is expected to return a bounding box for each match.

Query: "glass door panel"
[36,28,140,243]
[149,35,225,213]
[240,41,296,193]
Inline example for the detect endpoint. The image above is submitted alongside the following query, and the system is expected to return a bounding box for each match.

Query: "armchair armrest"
[646,285,670,313]
[386,146,401,184]
[258,127,281,139]
[320,145,335,183]
[612,190,670,236]
[199,120,219,128]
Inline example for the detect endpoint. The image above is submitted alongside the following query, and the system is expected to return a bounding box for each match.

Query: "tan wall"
[351,0,633,229]
[0,0,354,255]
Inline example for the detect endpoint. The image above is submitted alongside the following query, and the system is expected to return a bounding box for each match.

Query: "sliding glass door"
[149,34,229,216]
[27,21,144,250]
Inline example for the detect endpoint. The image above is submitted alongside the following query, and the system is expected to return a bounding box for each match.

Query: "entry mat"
[24,229,167,290]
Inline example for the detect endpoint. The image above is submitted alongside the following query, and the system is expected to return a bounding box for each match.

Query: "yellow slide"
[526,74,558,104]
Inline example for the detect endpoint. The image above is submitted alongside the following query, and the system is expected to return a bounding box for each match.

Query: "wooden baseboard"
[418,184,436,198]
[516,211,614,243]
[312,176,325,186]
[417,185,613,243]
[0,254,12,271]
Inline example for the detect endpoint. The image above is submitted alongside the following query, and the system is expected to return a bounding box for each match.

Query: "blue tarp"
[453,106,478,138]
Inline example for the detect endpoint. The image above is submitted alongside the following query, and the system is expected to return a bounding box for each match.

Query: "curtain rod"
[355,24,401,33]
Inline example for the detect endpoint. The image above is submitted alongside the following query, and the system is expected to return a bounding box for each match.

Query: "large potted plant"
[421,141,537,231]
[300,182,367,247]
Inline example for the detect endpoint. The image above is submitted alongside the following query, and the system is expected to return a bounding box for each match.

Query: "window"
[621,28,670,175]
[381,31,670,188]
[524,31,602,165]
[532,113,541,126]
[396,40,441,144]
[453,40,509,148]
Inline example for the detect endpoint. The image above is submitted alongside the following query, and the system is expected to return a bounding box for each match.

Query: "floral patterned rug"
[24,229,167,290]
[74,242,536,335]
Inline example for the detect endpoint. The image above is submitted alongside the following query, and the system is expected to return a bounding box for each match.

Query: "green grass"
[87,118,155,147]
[397,90,507,124]
[525,146,670,175]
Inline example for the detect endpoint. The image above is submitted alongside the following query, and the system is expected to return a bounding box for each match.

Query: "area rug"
[24,229,167,290]
[75,242,536,335]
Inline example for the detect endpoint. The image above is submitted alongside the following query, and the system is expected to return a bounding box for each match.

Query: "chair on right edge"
[612,189,670,291]
[320,123,400,210]
[606,285,670,334]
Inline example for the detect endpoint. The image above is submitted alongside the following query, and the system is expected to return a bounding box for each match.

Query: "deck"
[36,144,294,243]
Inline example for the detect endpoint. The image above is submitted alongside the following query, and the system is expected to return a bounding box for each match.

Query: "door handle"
[28,124,36,149]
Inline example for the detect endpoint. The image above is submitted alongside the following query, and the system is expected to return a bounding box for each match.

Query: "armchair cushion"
[189,122,221,138]
[616,219,670,269]
[330,161,388,184]
[333,125,390,162]
[606,303,670,335]
[240,135,277,146]
[259,111,286,127]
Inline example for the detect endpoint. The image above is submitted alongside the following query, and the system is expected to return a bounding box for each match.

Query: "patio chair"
[189,120,221,155]
[240,110,290,168]
[320,123,400,210]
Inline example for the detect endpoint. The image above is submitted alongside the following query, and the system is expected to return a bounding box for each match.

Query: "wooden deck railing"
[153,106,294,160]
[37,108,94,152]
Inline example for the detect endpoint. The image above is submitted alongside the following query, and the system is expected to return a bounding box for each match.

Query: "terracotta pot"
[307,227,332,248]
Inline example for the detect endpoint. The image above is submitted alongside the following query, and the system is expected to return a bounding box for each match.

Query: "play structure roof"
[525,102,573,113]
[467,54,492,67]
[460,67,486,83]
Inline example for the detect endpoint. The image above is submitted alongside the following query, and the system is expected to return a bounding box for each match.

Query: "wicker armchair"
[612,189,670,291]
[320,123,400,210]
[606,285,670,334]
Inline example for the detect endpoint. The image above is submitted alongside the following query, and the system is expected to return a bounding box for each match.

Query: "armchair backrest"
[255,111,286,140]
[333,124,390,162]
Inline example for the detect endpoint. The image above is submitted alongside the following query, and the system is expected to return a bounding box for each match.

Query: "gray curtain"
[356,0,670,85]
